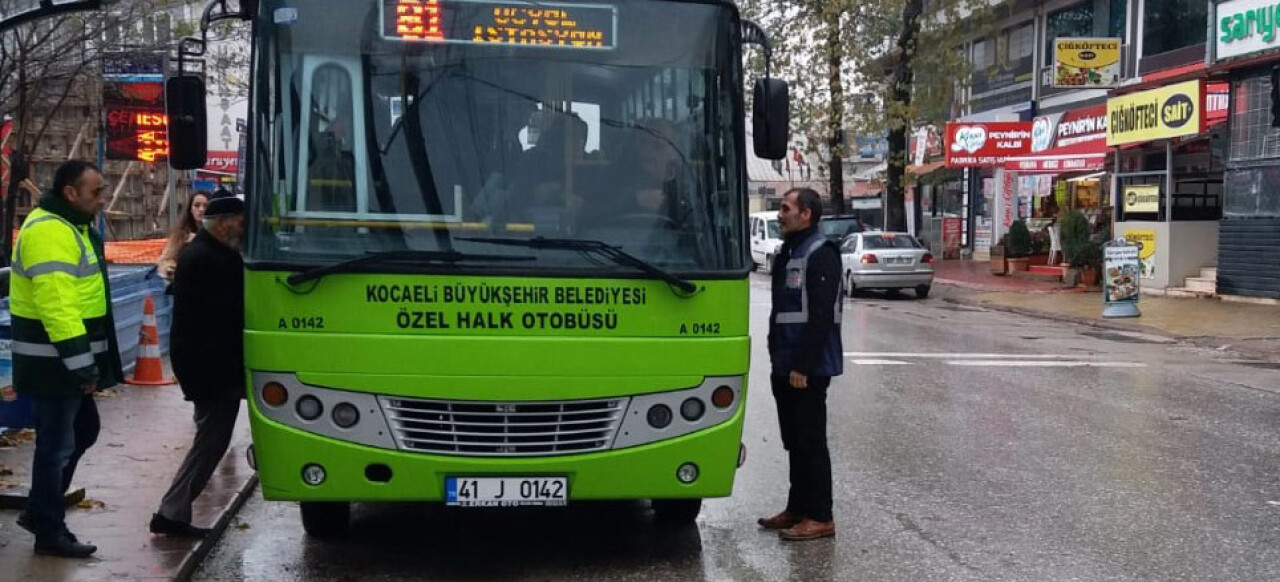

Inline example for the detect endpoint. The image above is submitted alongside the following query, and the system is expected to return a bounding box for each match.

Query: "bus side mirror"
[166,75,208,170]
[753,78,789,160]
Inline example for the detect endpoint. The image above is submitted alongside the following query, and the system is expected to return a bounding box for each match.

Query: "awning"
[1004,153,1107,174]
[907,161,946,176]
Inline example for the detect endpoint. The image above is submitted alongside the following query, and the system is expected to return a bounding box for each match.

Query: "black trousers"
[770,374,833,522]
[157,397,240,524]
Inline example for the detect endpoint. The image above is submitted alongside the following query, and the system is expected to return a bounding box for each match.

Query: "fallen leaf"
[235,522,251,530]
[106,443,124,448]
[76,499,106,510]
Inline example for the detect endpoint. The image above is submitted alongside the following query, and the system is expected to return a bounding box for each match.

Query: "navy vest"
[769,230,844,377]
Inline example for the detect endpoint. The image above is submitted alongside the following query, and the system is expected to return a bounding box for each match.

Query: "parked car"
[749,211,783,271]
[819,214,866,243]
[839,232,935,298]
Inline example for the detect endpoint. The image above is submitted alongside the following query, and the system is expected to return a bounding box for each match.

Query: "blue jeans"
[26,394,100,541]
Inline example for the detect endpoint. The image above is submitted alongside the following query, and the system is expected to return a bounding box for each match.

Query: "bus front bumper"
[248,397,746,502]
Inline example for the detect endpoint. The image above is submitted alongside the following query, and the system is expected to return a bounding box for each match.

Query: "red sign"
[941,217,963,259]
[1004,105,1108,174]
[203,151,239,175]
[944,122,1032,167]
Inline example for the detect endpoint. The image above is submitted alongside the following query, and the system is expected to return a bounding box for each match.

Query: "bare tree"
[0,0,185,254]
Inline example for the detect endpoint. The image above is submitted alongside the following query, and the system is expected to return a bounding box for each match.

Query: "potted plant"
[1068,240,1102,288]
[990,234,1007,275]
[1005,220,1032,273]
[1059,210,1091,285]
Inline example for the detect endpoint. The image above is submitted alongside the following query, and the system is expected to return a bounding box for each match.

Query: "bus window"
[304,64,357,212]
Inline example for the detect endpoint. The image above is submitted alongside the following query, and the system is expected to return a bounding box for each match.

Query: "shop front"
[1211,0,1280,299]
[942,120,1033,261]
[1003,103,1112,265]
[1106,79,1227,291]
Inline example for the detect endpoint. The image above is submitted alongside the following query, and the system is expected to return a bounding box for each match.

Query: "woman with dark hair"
[157,189,211,280]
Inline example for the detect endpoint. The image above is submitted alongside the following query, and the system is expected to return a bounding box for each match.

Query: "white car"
[749,211,783,271]
[839,232,935,298]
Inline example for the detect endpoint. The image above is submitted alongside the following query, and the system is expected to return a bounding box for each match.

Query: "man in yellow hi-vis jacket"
[11,160,122,558]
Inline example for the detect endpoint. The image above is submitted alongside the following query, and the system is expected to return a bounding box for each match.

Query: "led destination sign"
[382,0,616,49]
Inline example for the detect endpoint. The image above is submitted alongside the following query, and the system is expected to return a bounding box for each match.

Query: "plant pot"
[1063,267,1081,287]
[1027,253,1050,266]
[989,245,1007,275]
[1080,266,1099,288]
[1007,258,1030,273]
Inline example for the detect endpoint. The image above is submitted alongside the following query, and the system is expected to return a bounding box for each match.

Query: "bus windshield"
[247,0,745,275]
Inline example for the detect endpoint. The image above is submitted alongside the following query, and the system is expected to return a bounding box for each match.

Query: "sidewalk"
[0,367,255,581]
[933,259,1077,294]
[942,287,1280,359]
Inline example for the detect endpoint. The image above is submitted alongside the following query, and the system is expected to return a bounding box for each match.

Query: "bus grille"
[379,396,627,456]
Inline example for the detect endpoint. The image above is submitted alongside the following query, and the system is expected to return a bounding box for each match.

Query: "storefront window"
[1045,0,1127,67]
[1229,72,1280,163]
[1142,0,1206,57]
[1226,69,1280,217]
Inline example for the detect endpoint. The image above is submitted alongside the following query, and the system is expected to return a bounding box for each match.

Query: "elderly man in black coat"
[149,191,245,538]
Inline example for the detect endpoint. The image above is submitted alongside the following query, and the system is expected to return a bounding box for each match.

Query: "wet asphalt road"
[194,276,1280,581]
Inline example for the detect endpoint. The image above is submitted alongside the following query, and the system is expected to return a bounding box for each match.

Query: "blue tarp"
[0,265,172,429]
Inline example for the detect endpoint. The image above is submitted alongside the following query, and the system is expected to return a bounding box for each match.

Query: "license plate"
[445,476,568,507]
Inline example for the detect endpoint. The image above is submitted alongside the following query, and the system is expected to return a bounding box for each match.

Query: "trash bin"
[0,322,34,430]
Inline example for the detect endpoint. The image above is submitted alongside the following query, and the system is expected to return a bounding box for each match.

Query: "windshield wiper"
[456,236,699,296]
[285,250,534,286]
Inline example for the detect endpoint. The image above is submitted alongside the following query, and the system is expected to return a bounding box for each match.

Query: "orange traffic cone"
[125,295,175,386]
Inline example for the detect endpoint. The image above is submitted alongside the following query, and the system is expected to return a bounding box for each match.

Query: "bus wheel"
[652,499,702,524]
[300,501,350,539]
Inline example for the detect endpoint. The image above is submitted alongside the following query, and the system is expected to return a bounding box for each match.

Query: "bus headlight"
[646,404,673,429]
[332,403,360,428]
[296,396,323,421]
[680,398,705,422]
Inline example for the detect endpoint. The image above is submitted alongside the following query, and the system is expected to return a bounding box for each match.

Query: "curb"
[943,296,1280,362]
[933,277,1082,295]
[173,473,259,582]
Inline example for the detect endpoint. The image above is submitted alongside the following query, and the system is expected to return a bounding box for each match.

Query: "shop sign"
[1123,184,1160,213]
[1052,38,1122,89]
[1106,80,1204,146]
[204,151,239,175]
[1124,230,1157,280]
[1216,0,1280,61]
[944,121,1032,167]
[910,126,942,164]
[1031,105,1107,153]
[1103,241,1142,318]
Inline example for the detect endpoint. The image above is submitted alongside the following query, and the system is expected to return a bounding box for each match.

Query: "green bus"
[172,0,787,537]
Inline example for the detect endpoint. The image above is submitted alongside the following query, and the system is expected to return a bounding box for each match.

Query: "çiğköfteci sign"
[1123,184,1160,214]
[944,121,1032,167]
[1216,0,1280,61]
[1052,38,1121,88]
[1106,80,1204,146]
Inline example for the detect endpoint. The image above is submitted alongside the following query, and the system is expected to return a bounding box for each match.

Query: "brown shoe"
[780,518,835,541]
[757,510,802,530]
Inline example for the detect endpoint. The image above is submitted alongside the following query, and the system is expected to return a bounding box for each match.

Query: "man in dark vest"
[757,187,843,541]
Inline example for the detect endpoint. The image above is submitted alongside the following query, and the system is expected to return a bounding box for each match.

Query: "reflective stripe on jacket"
[768,229,844,378]
[10,207,111,397]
